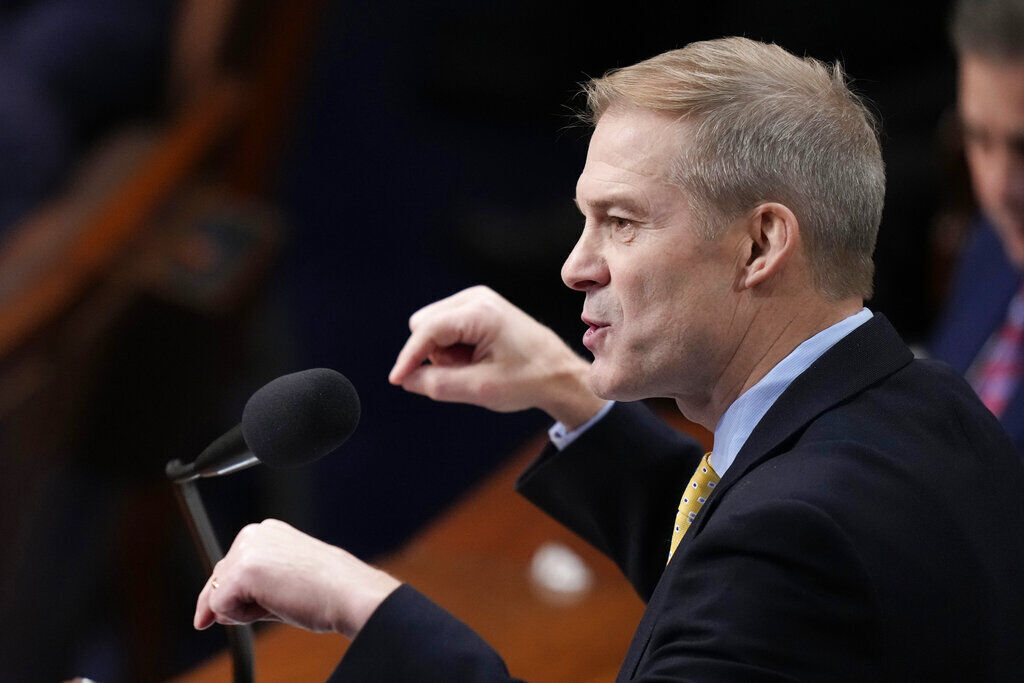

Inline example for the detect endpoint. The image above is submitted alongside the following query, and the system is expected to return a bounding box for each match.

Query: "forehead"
[575,108,686,211]
[959,56,1024,133]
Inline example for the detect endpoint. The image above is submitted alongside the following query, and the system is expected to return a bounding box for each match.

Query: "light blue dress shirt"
[549,308,873,478]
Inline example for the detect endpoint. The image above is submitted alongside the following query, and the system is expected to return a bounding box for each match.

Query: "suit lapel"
[687,314,913,539]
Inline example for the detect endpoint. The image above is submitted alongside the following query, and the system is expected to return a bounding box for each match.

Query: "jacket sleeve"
[516,401,703,601]
[329,584,525,682]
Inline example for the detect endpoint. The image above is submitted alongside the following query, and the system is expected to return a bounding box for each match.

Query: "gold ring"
[211,577,220,590]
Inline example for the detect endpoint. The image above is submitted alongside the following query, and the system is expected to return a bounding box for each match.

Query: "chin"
[587,363,649,403]
[585,364,619,401]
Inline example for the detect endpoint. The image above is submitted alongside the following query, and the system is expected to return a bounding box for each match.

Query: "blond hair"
[584,37,885,300]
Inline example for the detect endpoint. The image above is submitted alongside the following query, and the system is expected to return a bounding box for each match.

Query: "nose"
[561,227,609,291]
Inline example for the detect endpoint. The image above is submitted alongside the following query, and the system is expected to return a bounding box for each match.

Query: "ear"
[739,202,799,290]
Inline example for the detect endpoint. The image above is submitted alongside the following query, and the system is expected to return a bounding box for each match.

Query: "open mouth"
[582,317,609,350]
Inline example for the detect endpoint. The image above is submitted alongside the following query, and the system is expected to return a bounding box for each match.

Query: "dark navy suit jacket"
[333,315,1024,681]
[930,216,1024,454]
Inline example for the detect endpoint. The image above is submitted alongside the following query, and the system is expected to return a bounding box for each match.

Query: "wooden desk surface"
[175,434,646,682]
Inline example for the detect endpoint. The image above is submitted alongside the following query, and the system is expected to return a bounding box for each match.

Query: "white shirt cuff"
[548,401,615,451]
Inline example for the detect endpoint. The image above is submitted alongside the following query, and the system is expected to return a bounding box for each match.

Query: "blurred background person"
[930,0,1024,457]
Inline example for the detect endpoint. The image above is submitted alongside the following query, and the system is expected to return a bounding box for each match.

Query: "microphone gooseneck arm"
[166,424,259,483]
[165,459,256,683]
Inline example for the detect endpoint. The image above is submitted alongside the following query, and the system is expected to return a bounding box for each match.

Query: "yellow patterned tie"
[668,453,719,563]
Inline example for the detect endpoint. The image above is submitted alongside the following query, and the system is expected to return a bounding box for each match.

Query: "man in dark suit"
[193,37,1024,680]
[931,0,1024,451]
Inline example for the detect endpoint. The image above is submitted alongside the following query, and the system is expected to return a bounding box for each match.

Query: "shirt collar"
[708,308,873,476]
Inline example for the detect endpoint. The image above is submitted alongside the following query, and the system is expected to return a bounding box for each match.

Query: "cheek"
[966,150,996,197]
[624,270,679,332]
[631,272,701,349]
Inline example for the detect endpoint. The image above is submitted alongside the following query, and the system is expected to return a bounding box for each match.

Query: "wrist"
[334,568,402,640]
[541,355,606,429]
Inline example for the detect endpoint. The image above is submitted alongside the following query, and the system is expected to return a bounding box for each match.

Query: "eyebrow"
[573,195,646,217]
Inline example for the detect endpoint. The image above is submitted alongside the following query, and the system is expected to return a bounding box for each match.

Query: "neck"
[677,297,864,430]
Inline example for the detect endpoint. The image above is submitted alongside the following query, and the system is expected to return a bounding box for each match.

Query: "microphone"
[166,368,360,482]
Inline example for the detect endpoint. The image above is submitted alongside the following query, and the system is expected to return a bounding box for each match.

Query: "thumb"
[398,362,489,406]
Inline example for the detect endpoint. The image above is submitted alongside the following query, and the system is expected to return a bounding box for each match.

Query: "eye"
[610,216,637,242]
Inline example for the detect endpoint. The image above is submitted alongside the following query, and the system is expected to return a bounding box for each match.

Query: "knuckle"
[237,523,261,542]
[452,317,472,340]
[235,557,257,581]
[472,286,493,303]
[233,551,264,584]
[206,590,223,614]
[424,373,447,400]
[235,539,264,567]
[479,301,500,322]
[465,285,496,307]
[475,377,496,403]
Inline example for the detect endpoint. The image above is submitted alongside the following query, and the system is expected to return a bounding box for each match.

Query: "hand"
[194,519,400,640]
[389,286,606,428]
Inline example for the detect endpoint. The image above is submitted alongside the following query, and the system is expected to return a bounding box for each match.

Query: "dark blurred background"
[0,0,964,680]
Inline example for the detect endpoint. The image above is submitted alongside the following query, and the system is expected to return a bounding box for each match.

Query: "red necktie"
[971,284,1024,417]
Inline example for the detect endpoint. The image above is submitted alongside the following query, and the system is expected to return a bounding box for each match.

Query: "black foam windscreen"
[241,368,360,468]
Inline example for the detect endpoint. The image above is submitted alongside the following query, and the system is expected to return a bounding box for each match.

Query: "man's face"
[959,55,1024,266]
[563,108,744,407]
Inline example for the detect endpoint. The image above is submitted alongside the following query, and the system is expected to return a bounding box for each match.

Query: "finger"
[195,578,216,630]
[205,576,273,627]
[195,555,233,629]
[429,343,475,366]
[407,297,450,332]
[407,286,490,331]
[212,598,272,626]
[398,363,488,405]
[389,320,470,385]
[389,332,437,385]
[195,602,216,630]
